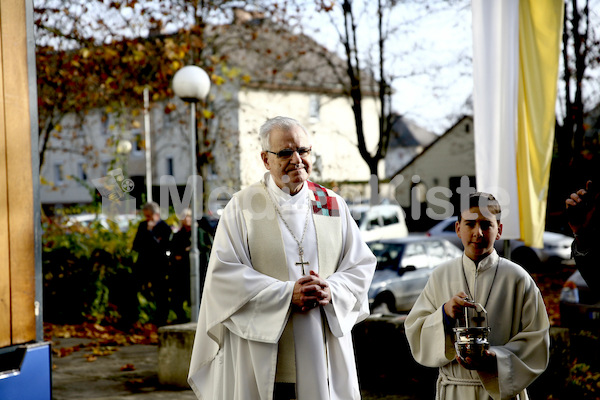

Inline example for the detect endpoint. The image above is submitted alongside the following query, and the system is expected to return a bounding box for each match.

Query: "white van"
[349,204,409,242]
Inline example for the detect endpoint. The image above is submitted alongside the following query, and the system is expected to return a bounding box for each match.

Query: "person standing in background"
[132,201,172,325]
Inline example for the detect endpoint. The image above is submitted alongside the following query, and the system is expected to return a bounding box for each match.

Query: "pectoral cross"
[295,246,310,275]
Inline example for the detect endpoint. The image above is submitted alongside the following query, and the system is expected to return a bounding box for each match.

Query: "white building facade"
[40,83,382,209]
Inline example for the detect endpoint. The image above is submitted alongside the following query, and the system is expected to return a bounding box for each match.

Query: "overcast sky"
[35,0,473,134]
[36,0,600,135]
[297,0,473,134]
[299,0,600,135]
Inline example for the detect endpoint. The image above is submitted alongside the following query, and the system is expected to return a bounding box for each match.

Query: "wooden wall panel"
[0,25,10,348]
[0,0,36,346]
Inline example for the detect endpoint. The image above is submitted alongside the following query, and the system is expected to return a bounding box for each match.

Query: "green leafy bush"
[42,208,213,328]
[569,360,600,398]
[42,212,138,326]
[567,330,600,399]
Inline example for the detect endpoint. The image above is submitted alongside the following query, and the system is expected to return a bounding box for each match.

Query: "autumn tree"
[298,0,394,203]
[304,0,465,203]
[34,0,287,172]
[555,0,600,174]
[36,35,191,170]
[547,0,600,220]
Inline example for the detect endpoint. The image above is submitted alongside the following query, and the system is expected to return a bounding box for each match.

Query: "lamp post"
[172,65,211,322]
[143,87,153,203]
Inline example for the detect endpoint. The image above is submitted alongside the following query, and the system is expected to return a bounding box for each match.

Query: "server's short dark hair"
[458,192,501,222]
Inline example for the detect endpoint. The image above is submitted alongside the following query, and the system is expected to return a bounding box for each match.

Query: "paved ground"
[51,337,196,400]
[50,336,423,400]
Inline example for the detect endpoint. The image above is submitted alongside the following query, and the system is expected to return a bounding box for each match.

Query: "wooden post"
[0,0,37,347]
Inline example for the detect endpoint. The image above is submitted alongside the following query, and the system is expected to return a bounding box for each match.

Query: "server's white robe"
[405,251,549,400]
[188,174,376,400]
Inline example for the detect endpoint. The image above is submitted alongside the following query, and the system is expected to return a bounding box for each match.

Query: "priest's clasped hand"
[292,270,331,312]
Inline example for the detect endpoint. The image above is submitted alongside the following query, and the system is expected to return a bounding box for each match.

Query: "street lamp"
[116,139,132,155]
[172,65,211,322]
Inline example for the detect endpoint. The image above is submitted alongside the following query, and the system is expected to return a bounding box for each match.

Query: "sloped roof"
[391,115,473,177]
[205,18,376,94]
[389,115,437,147]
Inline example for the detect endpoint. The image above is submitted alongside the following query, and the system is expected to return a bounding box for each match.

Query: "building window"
[54,163,65,184]
[77,162,88,181]
[101,160,111,176]
[133,132,144,154]
[309,95,320,123]
[101,112,110,135]
[166,157,174,176]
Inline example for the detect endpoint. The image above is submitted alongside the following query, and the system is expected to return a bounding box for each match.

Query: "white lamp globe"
[116,139,132,154]
[172,65,211,103]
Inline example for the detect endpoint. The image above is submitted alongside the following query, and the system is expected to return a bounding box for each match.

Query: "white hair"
[259,116,310,151]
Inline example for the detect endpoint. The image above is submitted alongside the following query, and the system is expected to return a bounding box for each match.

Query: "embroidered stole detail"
[307,181,340,217]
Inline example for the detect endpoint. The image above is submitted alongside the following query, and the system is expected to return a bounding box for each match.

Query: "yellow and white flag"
[472,0,563,247]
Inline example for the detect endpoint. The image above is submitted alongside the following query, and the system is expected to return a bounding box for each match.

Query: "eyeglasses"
[266,147,312,159]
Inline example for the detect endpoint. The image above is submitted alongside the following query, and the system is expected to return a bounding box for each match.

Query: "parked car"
[559,270,600,329]
[425,216,572,269]
[367,236,463,314]
[350,203,408,242]
[64,213,140,233]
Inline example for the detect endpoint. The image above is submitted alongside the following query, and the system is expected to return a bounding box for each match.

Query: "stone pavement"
[50,335,422,400]
[51,337,196,400]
